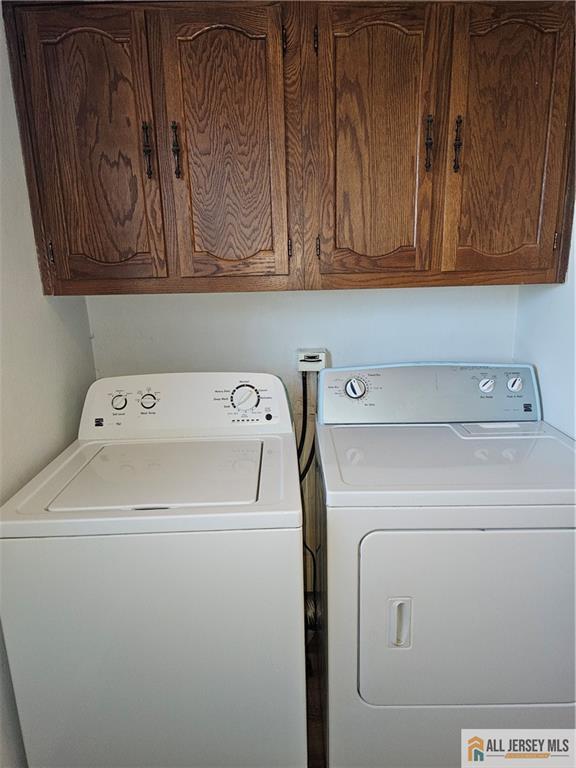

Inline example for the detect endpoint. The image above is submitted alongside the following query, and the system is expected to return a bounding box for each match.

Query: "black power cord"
[299,441,315,483]
[297,372,308,458]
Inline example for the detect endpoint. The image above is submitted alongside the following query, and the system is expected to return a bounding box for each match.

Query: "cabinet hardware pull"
[313,26,319,54]
[142,122,153,179]
[282,26,288,56]
[452,115,463,172]
[424,114,433,172]
[171,121,182,179]
[47,240,55,264]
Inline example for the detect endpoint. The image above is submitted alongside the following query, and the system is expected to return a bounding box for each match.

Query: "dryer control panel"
[79,373,293,439]
[318,363,541,424]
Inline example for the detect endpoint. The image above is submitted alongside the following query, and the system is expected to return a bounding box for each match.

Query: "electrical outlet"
[297,348,329,372]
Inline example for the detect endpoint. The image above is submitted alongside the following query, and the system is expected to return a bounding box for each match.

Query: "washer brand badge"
[462,730,575,767]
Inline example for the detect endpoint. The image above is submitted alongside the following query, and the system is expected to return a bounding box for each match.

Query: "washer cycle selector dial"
[140,393,157,409]
[111,394,127,410]
[231,385,260,411]
[479,378,495,394]
[507,376,523,393]
[345,377,367,399]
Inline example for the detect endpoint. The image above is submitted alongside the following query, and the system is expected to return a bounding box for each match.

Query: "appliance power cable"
[297,372,308,458]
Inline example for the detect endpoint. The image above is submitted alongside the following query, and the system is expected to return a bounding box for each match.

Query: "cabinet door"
[442,3,574,273]
[312,4,449,279]
[18,7,166,282]
[150,7,289,279]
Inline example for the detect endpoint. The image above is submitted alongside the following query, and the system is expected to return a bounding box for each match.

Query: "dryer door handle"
[388,598,412,648]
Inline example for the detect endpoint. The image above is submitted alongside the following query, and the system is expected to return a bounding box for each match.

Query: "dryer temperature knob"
[345,378,367,399]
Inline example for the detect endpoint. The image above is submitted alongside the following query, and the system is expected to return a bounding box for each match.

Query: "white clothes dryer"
[1,372,307,768]
[316,363,575,768]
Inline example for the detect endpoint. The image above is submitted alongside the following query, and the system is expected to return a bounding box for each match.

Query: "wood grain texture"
[50,266,563,296]
[282,2,306,291]
[5,1,574,296]
[153,5,289,279]
[555,62,574,283]
[442,2,574,272]
[302,0,321,289]
[16,5,166,281]
[182,28,272,260]
[335,24,420,258]
[314,3,441,275]
[460,22,554,254]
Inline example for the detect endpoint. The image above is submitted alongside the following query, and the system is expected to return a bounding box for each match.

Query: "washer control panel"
[79,373,292,439]
[319,364,541,424]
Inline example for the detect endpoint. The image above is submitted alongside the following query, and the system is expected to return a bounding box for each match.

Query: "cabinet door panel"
[442,3,574,272]
[152,7,288,278]
[315,4,446,275]
[18,7,166,280]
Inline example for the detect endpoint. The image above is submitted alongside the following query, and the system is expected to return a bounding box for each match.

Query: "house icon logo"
[467,736,485,762]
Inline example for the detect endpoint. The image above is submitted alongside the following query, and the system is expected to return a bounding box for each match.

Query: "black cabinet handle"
[453,115,463,173]
[142,122,153,179]
[424,114,433,172]
[171,121,182,179]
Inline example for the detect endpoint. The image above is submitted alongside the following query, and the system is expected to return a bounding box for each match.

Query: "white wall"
[0,28,96,767]
[514,230,576,438]
[86,286,519,405]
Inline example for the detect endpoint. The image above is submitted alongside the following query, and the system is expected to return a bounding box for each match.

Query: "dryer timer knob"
[507,377,523,393]
[345,378,367,399]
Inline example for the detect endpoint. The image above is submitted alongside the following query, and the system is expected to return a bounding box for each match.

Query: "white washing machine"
[316,363,575,768]
[1,372,307,768]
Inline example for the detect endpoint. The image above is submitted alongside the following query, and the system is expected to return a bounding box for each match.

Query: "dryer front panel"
[359,529,575,706]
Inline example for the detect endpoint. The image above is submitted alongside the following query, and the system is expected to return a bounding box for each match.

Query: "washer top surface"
[48,440,263,512]
[1,373,301,537]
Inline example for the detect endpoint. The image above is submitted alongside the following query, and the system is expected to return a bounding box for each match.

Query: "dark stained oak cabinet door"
[149,6,289,279]
[312,4,451,277]
[17,6,166,281]
[441,3,574,273]
[5,2,574,294]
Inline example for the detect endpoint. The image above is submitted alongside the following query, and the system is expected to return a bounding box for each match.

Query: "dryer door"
[359,529,575,706]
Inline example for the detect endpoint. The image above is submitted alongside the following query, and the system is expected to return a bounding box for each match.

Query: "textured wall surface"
[87,285,519,404]
[515,229,576,438]
[0,28,95,766]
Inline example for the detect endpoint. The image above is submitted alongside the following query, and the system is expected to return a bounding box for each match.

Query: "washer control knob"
[345,377,367,399]
[111,394,127,411]
[231,385,260,412]
[479,378,495,394]
[507,376,523,393]
[141,393,157,409]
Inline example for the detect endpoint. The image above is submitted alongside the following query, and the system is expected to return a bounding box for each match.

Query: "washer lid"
[318,422,576,507]
[48,441,262,512]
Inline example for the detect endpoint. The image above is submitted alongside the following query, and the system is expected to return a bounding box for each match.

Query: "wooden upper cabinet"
[148,6,289,280]
[5,2,574,294]
[17,6,166,283]
[441,3,574,274]
[312,3,451,278]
